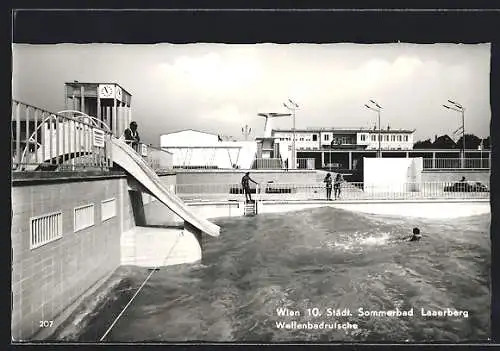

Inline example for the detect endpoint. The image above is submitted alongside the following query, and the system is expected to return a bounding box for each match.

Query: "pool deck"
[180,197,490,219]
[179,195,490,203]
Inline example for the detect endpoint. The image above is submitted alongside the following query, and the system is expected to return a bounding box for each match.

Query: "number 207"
[40,320,53,327]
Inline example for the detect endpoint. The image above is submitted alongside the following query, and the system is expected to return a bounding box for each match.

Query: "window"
[74,203,95,232]
[101,198,117,221]
[398,135,402,141]
[385,135,389,141]
[361,134,366,141]
[371,134,376,141]
[324,134,330,141]
[300,137,304,141]
[312,134,318,141]
[391,135,395,141]
[30,211,63,250]
[404,135,409,141]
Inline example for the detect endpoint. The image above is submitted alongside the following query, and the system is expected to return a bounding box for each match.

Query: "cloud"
[391,56,423,78]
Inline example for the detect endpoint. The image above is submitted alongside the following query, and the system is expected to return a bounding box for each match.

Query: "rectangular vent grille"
[101,198,116,221]
[30,211,63,250]
[74,203,95,232]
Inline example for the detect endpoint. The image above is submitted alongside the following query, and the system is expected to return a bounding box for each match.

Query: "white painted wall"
[182,200,490,219]
[364,157,423,192]
[273,131,319,150]
[256,200,490,219]
[365,132,414,150]
[274,130,414,150]
[162,140,257,169]
[276,140,291,163]
[356,132,370,146]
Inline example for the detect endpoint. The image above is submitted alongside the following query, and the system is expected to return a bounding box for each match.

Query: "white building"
[160,129,257,169]
[272,127,415,150]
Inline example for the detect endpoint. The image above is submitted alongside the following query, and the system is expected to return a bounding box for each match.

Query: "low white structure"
[160,129,258,169]
[364,157,423,193]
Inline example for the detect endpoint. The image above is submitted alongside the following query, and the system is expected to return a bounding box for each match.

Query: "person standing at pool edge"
[242,172,259,203]
[334,173,343,200]
[324,173,333,200]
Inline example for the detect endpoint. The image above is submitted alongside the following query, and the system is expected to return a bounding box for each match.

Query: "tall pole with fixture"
[442,100,465,168]
[241,124,252,141]
[283,99,299,169]
[364,100,383,158]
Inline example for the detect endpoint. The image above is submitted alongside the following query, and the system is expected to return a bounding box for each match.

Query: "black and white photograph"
[10,9,493,344]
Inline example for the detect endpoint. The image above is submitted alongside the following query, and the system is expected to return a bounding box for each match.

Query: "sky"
[12,43,491,145]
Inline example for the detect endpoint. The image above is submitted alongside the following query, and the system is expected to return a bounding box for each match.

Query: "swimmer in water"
[409,227,422,241]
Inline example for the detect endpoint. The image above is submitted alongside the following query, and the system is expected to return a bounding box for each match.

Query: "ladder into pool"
[244,200,257,216]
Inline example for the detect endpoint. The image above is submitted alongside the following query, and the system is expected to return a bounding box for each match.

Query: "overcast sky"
[12,43,491,145]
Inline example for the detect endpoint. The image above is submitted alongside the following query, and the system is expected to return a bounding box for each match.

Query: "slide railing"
[11,101,113,171]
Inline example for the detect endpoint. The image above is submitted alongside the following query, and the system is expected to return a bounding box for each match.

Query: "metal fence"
[174,180,490,201]
[11,101,113,171]
[297,158,315,169]
[423,158,490,170]
[252,158,283,169]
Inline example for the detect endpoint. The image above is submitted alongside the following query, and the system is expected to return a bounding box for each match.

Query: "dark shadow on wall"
[128,190,146,226]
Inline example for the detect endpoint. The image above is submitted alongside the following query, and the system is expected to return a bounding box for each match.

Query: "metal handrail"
[56,110,111,132]
[174,180,490,201]
[12,100,113,171]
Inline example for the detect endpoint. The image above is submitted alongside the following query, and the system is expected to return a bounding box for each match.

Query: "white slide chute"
[111,138,220,237]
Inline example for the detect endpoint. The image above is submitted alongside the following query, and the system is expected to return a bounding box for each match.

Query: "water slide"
[110,138,220,237]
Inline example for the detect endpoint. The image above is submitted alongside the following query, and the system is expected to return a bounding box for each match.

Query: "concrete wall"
[422,170,490,184]
[120,226,200,268]
[120,173,203,268]
[256,200,490,219]
[187,201,244,219]
[122,178,135,232]
[139,173,182,225]
[11,174,128,340]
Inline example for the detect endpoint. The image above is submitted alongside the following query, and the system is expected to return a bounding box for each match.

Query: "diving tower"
[257,112,292,138]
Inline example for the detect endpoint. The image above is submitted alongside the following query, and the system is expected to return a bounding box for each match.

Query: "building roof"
[272,127,416,134]
[160,129,219,137]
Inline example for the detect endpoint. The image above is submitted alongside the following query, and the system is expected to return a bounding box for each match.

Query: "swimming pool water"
[50,206,490,342]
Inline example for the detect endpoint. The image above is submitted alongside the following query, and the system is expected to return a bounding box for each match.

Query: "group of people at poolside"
[240,171,345,203]
[323,172,343,200]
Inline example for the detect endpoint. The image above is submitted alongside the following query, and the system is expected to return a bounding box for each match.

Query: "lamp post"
[364,100,383,158]
[443,100,465,168]
[283,99,299,169]
[241,124,252,141]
